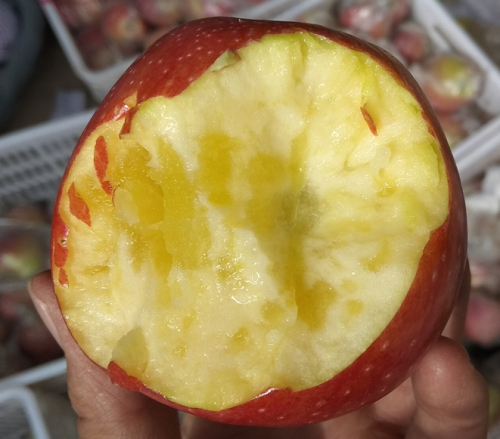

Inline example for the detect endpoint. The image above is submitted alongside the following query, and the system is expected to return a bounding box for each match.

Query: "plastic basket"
[0,110,93,215]
[39,0,300,102]
[273,0,500,183]
[0,359,77,439]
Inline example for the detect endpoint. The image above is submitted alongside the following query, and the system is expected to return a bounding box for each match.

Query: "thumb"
[407,336,489,439]
[28,271,181,439]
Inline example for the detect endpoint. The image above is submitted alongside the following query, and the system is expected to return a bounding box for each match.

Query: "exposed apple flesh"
[51,18,466,426]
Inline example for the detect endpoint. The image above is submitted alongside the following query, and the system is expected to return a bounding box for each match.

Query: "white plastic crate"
[0,359,77,439]
[39,0,301,102]
[273,0,500,182]
[0,110,94,215]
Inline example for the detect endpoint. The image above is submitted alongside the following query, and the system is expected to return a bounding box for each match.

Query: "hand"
[28,266,489,439]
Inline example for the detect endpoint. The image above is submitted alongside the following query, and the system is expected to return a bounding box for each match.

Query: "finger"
[407,336,489,439]
[442,260,470,342]
[28,271,181,439]
[368,261,472,429]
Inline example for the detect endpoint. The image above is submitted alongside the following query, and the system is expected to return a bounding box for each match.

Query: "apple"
[393,21,430,64]
[3,203,48,224]
[391,0,411,25]
[75,24,125,71]
[18,323,64,364]
[54,0,102,28]
[435,112,467,149]
[51,17,467,426]
[184,0,236,20]
[338,1,393,39]
[0,229,47,280]
[135,0,183,27]
[0,290,34,323]
[102,2,147,45]
[421,53,484,113]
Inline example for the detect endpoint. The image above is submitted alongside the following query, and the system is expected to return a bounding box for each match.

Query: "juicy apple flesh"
[54,32,449,412]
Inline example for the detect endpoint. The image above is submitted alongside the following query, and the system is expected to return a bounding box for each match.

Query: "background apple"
[101,1,147,45]
[134,0,183,27]
[393,21,430,64]
[54,0,102,28]
[183,0,235,20]
[75,24,124,71]
[51,17,467,427]
[421,53,484,113]
[0,229,46,280]
[338,0,394,39]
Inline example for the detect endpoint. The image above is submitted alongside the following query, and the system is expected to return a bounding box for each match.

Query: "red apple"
[391,0,411,25]
[75,24,125,71]
[135,0,183,27]
[102,2,147,45]
[393,21,430,64]
[18,323,64,364]
[421,53,484,113]
[0,229,47,280]
[0,290,34,323]
[183,0,235,20]
[338,1,392,39]
[3,203,48,224]
[54,0,102,28]
[51,17,466,427]
[436,112,467,149]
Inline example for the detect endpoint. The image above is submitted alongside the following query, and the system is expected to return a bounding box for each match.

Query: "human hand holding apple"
[28,266,489,438]
[50,17,467,426]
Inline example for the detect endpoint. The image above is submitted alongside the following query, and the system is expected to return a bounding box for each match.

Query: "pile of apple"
[53,0,268,71]
[0,203,62,377]
[296,0,487,149]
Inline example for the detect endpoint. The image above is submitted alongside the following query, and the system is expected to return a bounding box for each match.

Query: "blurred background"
[1,0,500,437]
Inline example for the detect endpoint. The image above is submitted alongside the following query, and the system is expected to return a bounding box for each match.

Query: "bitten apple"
[51,17,467,427]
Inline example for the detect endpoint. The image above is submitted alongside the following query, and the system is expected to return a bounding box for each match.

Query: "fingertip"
[409,336,489,438]
[27,270,62,347]
[28,270,54,300]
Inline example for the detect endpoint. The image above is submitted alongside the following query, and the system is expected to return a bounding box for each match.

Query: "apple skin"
[51,17,467,427]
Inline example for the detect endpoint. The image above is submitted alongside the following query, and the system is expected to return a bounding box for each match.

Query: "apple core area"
[53,32,449,411]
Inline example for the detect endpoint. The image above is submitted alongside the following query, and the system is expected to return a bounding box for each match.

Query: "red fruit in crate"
[421,53,484,113]
[0,231,46,280]
[338,2,392,39]
[3,204,47,224]
[391,0,411,25]
[102,2,147,45]
[0,290,34,323]
[184,0,235,20]
[54,0,102,28]
[393,21,430,64]
[135,0,183,27]
[436,112,466,149]
[18,324,64,364]
[51,17,466,426]
[76,24,123,71]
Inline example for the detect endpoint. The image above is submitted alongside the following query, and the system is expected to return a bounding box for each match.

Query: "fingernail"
[27,279,62,347]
